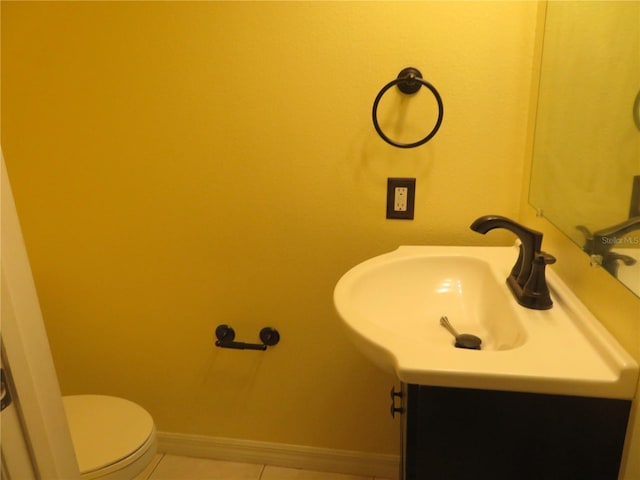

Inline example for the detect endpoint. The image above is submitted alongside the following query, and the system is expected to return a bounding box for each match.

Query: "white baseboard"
[157,432,400,479]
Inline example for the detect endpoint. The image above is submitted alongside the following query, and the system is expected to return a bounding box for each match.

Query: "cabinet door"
[402,384,630,480]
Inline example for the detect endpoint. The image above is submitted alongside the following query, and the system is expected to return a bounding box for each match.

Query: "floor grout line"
[145,453,393,480]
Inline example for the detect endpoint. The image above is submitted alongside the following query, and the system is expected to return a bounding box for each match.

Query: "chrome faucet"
[470,215,556,310]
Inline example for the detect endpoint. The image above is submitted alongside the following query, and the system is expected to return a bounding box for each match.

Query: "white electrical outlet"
[387,177,415,220]
[394,187,408,211]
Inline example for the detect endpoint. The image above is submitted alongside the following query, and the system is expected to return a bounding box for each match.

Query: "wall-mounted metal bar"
[214,325,280,351]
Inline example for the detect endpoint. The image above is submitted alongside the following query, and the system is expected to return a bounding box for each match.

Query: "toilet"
[62,395,157,480]
[2,158,158,480]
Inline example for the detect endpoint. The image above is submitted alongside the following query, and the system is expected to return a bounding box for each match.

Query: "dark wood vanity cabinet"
[398,384,631,480]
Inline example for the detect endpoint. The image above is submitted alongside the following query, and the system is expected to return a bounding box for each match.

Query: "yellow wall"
[1,0,549,456]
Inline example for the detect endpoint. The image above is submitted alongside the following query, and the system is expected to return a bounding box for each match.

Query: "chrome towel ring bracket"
[372,67,444,149]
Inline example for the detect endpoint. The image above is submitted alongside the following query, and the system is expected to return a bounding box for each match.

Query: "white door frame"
[1,345,38,480]
[1,153,80,479]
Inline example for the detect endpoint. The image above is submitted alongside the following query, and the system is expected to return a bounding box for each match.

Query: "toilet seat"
[63,395,157,480]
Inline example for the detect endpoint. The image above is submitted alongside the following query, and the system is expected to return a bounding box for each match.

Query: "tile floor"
[141,454,395,480]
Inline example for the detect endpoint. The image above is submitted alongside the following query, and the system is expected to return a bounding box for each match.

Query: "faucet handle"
[535,251,556,265]
[521,252,556,310]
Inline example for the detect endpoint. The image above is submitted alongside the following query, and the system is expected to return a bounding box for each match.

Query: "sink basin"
[344,254,526,352]
[334,245,638,399]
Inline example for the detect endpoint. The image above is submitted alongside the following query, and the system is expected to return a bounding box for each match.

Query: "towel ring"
[372,67,444,149]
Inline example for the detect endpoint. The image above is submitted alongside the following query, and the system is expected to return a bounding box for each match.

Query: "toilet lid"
[63,395,155,474]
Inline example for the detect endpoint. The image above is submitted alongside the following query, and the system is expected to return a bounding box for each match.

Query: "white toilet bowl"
[63,395,157,480]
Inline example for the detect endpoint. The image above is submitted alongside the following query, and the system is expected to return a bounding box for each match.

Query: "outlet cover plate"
[387,178,416,220]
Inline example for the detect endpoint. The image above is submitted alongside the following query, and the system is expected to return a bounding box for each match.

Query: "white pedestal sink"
[334,245,638,399]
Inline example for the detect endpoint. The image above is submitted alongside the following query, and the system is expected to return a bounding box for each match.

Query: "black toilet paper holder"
[214,324,280,351]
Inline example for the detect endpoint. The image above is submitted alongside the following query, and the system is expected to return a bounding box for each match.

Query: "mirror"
[529,1,640,297]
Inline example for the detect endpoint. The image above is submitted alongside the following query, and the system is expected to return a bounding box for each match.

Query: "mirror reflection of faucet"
[470,215,556,310]
[577,217,640,277]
